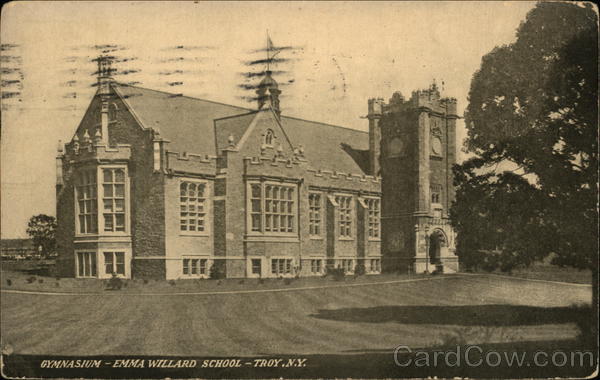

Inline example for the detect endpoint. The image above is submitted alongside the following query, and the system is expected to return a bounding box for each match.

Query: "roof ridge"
[213,110,259,122]
[114,83,368,135]
[114,82,252,112]
[281,114,368,134]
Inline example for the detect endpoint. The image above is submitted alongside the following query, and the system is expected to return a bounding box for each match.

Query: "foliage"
[354,263,366,276]
[326,266,345,281]
[452,2,598,274]
[108,274,123,290]
[209,260,226,280]
[26,214,57,258]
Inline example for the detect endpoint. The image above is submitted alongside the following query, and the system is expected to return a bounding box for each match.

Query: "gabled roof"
[214,111,258,152]
[281,117,369,174]
[114,84,370,175]
[114,84,250,156]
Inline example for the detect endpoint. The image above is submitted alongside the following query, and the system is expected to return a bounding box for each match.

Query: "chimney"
[97,55,114,144]
[368,98,384,176]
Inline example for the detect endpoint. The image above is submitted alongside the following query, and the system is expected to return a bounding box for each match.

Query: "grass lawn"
[0,272,592,356]
[495,265,593,285]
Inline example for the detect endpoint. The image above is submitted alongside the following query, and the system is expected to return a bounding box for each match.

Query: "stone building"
[55,56,458,279]
[369,86,460,274]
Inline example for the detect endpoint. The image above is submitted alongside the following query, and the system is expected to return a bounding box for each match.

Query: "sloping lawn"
[0,274,592,356]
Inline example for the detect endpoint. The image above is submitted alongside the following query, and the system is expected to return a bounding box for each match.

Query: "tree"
[26,214,57,258]
[453,1,597,272]
[451,1,598,346]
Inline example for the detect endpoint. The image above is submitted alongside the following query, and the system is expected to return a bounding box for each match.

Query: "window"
[250,184,262,232]
[104,252,125,275]
[249,182,296,234]
[108,103,118,122]
[271,258,293,276]
[251,259,261,275]
[370,259,381,273]
[102,168,126,232]
[366,198,381,239]
[76,170,97,234]
[180,182,207,233]
[182,258,208,276]
[310,259,323,274]
[77,251,97,277]
[308,193,322,236]
[340,259,354,273]
[431,184,442,204]
[336,195,353,238]
[264,129,274,146]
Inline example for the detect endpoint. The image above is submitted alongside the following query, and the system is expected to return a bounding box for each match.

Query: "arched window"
[108,103,118,122]
[264,129,274,146]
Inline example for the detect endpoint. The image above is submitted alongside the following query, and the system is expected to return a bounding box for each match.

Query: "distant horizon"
[1,1,537,238]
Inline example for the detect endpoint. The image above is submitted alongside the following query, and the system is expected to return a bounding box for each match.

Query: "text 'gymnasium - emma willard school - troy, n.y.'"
[54,55,459,280]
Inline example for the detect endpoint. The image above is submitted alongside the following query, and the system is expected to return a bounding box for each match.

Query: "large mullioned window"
[249,182,296,234]
[76,170,98,234]
[182,258,208,276]
[366,198,381,239]
[336,195,353,238]
[180,182,207,233]
[104,252,125,275]
[102,168,126,232]
[77,251,97,277]
[308,193,322,236]
[271,258,293,276]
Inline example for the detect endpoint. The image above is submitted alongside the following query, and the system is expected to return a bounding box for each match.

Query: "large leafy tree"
[26,214,57,258]
[452,2,598,274]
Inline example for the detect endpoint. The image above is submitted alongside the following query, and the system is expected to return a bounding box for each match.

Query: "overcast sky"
[1,1,536,238]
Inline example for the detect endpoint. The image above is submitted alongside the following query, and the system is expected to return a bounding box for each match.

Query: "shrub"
[143,279,149,284]
[168,280,176,286]
[258,278,265,285]
[238,279,244,284]
[217,280,222,286]
[107,274,123,290]
[6,279,12,286]
[38,278,44,284]
[26,276,36,284]
[354,263,366,276]
[326,267,345,281]
[209,260,226,280]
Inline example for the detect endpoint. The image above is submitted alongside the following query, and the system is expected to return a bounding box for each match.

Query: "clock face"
[431,137,442,156]
[388,137,404,157]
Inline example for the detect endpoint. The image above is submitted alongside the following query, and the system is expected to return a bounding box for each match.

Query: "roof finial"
[266,30,280,73]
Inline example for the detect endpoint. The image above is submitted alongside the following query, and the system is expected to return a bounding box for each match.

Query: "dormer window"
[108,103,118,122]
[264,129,274,146]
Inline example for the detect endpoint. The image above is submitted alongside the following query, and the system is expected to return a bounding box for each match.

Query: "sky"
[0,1,536,238]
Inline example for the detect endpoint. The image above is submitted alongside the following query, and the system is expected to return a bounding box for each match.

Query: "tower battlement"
[367,81,459,274]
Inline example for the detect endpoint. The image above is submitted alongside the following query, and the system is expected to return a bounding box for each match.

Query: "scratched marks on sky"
[236,40,303,106]
[1,43,24,111]
[152,45,217,98]
[58,44,141,113]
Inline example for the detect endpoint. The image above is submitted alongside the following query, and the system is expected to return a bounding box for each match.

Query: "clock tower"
[368,83,459,273]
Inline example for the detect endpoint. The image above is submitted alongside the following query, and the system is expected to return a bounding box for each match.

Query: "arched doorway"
[428,229,447,265]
